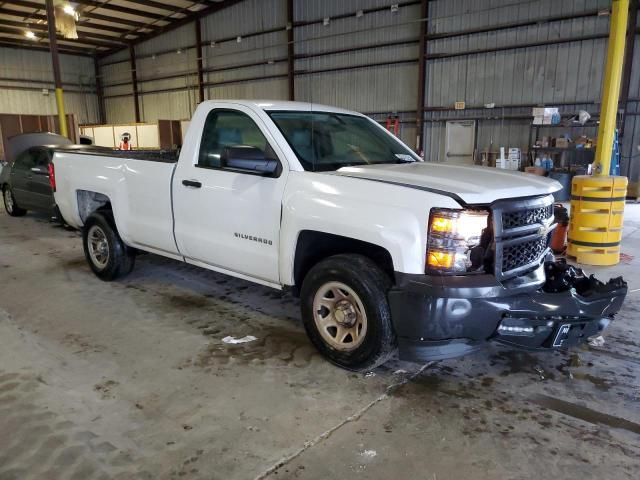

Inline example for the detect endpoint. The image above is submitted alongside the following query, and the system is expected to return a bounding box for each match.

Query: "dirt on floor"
[1,207,639,480]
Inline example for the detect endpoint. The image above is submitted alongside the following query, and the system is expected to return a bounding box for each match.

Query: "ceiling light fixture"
[63,4,76,16]
[25,30,36,39]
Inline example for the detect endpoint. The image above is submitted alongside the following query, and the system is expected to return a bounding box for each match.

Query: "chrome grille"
[502,236,549,273]
[502,204,553,230]
[492,195,555,279]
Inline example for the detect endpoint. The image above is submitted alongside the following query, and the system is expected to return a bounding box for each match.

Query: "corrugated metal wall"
[0,46,99,124]
[295,0,420,145]
[203,0,289,101]
[92,0,640,183]
[423,0,612,162]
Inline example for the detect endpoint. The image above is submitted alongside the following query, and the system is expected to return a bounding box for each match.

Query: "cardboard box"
[525,166,547,176]
[532,107,559,125]
[555,137,570,148]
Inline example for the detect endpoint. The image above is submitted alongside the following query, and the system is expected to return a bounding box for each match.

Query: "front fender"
[279,172,462,285]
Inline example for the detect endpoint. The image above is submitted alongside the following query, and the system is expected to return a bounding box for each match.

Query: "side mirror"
[30,166,49,176]
[221,145,278,176]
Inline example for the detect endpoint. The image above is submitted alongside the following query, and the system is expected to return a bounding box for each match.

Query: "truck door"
[172,106,287,285]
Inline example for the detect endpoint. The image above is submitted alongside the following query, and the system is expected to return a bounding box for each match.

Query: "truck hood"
[335,162,561,205]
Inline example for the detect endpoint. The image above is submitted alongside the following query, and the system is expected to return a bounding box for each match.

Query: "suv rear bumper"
[388,263,627,362]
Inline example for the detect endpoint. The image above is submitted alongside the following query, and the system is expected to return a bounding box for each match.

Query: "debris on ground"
[365,372,376,378]
[222,335,257,344]
[361,450,377,458]
[588,335,606,347]
[393,369,408,375]
[534,365,546,380]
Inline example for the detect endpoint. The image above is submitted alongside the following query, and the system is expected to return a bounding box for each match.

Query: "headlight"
[426,208,490,274]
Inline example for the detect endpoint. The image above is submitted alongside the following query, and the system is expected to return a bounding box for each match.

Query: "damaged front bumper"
[388,261,627,362]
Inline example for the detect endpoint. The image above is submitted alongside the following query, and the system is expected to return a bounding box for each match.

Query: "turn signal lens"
[430,216,454,233]
[427,250,454,269]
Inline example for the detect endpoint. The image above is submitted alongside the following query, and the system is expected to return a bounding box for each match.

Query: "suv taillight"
[48,163,56,192]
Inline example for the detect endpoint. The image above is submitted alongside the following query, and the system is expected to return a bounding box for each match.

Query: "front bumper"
[388,262,627,362]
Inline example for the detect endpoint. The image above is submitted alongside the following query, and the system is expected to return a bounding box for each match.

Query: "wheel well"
[76,190,111,223]
[293,230,395,290]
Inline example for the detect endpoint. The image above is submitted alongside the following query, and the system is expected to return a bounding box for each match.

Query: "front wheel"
[82,212,135,281]
[300,254,396,371]
[3,186,27,217]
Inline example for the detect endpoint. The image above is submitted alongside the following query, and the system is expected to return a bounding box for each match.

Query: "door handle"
[182,179,202,188]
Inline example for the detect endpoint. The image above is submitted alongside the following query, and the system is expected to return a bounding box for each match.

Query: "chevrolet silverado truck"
[52,100,627,370]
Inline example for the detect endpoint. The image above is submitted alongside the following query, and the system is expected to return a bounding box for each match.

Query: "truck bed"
[52,148,179,256]
[55,147,178,164]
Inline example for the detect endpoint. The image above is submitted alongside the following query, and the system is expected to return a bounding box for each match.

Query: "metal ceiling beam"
[105,0,243,56]
[73,0,172,21]
[0,39,92,56]
[9,0,156,29]
[0,25,117,49]
[0,5,132,34]
[113,0,191,14]
[0,18,127,45]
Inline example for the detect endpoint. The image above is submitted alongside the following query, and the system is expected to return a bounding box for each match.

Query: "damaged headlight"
[426,208,490,274]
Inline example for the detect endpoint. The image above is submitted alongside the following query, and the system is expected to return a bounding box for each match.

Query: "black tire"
[82,211,135,281]
[2,185,27,217]
[300,254,396,371]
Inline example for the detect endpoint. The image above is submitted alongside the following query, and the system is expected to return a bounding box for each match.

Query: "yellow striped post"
[568,0,629,265]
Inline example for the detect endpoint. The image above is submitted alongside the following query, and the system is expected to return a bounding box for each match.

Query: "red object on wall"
[385,116,400,136]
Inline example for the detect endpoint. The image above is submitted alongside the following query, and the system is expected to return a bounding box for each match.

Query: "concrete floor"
[0,206,639,480]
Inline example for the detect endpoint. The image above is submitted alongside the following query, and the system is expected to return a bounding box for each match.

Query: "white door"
[445,120,475,165]
[172,105,287,284]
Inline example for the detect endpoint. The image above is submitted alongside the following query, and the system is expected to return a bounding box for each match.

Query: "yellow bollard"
[567,176,627,265]
[568,0,629,266]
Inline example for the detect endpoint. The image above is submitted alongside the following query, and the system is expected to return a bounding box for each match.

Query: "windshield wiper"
[394,157,416,164]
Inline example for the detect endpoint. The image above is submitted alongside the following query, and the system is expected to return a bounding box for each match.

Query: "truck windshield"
[267,111,419,172]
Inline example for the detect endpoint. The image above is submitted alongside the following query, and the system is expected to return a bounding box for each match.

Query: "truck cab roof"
[199,99,361,115]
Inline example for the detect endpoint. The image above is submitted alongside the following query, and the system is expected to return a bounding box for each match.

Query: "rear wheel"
[82,212,135,281]
[3,186,27,217]
[300,254,396,371]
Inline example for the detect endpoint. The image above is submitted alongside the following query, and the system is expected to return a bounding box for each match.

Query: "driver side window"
[198,109,273,169]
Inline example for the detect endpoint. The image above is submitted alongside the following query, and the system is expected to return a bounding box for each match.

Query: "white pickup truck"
[52,100,627,370]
